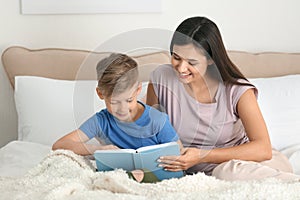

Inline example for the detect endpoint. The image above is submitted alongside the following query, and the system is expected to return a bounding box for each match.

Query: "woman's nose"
[177,61,188,72]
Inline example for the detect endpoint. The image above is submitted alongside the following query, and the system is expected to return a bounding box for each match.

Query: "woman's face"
[171,44,211,84]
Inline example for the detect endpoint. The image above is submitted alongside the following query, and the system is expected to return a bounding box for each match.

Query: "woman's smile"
[178,72,192,79]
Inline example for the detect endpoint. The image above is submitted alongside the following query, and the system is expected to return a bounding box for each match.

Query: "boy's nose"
[118,102,129,111]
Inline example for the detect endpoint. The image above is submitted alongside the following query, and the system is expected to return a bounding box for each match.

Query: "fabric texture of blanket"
[0,150,299,200]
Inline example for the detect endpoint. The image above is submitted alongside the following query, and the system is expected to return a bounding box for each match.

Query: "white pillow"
[138,81,149,102]
[249,75,300,150]
[14,76,105,146]
[14,76,149,147]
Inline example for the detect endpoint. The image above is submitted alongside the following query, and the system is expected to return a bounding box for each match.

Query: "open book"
[94,142,183,181]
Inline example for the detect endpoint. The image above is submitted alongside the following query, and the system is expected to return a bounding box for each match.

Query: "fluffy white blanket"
[0,150,299,200]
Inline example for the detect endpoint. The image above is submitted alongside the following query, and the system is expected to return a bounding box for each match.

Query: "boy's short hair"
[96,53,138,97]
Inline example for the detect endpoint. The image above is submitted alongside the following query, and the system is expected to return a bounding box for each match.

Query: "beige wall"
[1,0,300,147]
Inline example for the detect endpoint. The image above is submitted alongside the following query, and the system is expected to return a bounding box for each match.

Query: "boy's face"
[97,83,142,122]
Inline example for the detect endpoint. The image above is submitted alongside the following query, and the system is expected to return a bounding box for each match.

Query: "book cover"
[94,142,183,180]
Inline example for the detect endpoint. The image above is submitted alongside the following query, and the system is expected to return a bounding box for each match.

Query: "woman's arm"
[52,129,118,156]
[177,140,184,153]
[160,89,273,171]
[146,82,159,106]
[205,88,272,162]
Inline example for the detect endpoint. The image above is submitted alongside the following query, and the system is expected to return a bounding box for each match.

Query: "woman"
[147,16,299,181]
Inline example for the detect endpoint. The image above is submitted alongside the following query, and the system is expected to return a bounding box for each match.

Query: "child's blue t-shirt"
[79,102,179,149]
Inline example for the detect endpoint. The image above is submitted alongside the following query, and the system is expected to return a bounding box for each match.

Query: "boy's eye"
[110,99,133,104]
[110,100,119,105]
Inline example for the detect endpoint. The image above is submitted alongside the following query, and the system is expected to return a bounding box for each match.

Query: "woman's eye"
[189,62,197,66]
[173,55,181,60]
[127,99,133,103]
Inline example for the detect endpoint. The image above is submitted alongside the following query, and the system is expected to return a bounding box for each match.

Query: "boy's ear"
[136,82,142,95]
[96,87,104,99]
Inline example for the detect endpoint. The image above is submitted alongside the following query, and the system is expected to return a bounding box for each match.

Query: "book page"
[136,142,177,153]
[94,149,136,153]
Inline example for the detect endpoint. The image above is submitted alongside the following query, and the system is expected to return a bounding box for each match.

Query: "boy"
[52,53,182,182]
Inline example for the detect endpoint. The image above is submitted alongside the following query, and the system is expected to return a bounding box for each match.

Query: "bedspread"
[0,150,299,200]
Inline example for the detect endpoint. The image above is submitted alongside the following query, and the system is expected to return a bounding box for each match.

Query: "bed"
[1,46,300,199]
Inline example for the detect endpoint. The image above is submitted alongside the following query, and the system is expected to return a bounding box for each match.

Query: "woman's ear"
[207,58,214,66]
[96,87,104,99]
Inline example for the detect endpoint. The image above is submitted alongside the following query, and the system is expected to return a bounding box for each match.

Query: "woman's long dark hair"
[170,16,250,86]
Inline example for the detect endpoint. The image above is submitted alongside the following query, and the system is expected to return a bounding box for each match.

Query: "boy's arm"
[52,129,118,155]
[157,115,184,153]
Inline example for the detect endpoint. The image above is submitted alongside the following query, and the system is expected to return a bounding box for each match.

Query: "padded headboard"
[2,46,300,89]
[1,46,171,88]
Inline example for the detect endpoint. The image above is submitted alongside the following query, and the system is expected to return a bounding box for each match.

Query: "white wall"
[1,0,300,147]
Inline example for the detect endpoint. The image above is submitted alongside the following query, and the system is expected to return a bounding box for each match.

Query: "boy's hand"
[100,145,119,150]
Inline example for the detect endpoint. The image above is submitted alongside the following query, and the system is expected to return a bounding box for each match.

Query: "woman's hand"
[158,147,208,171]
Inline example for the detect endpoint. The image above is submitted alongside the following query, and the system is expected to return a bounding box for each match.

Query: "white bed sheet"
[281,144,300,175]
[1,140,300,178]
[0,140,51,177]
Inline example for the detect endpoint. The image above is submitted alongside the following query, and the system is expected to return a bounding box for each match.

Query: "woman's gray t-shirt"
[150,64,257,175]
